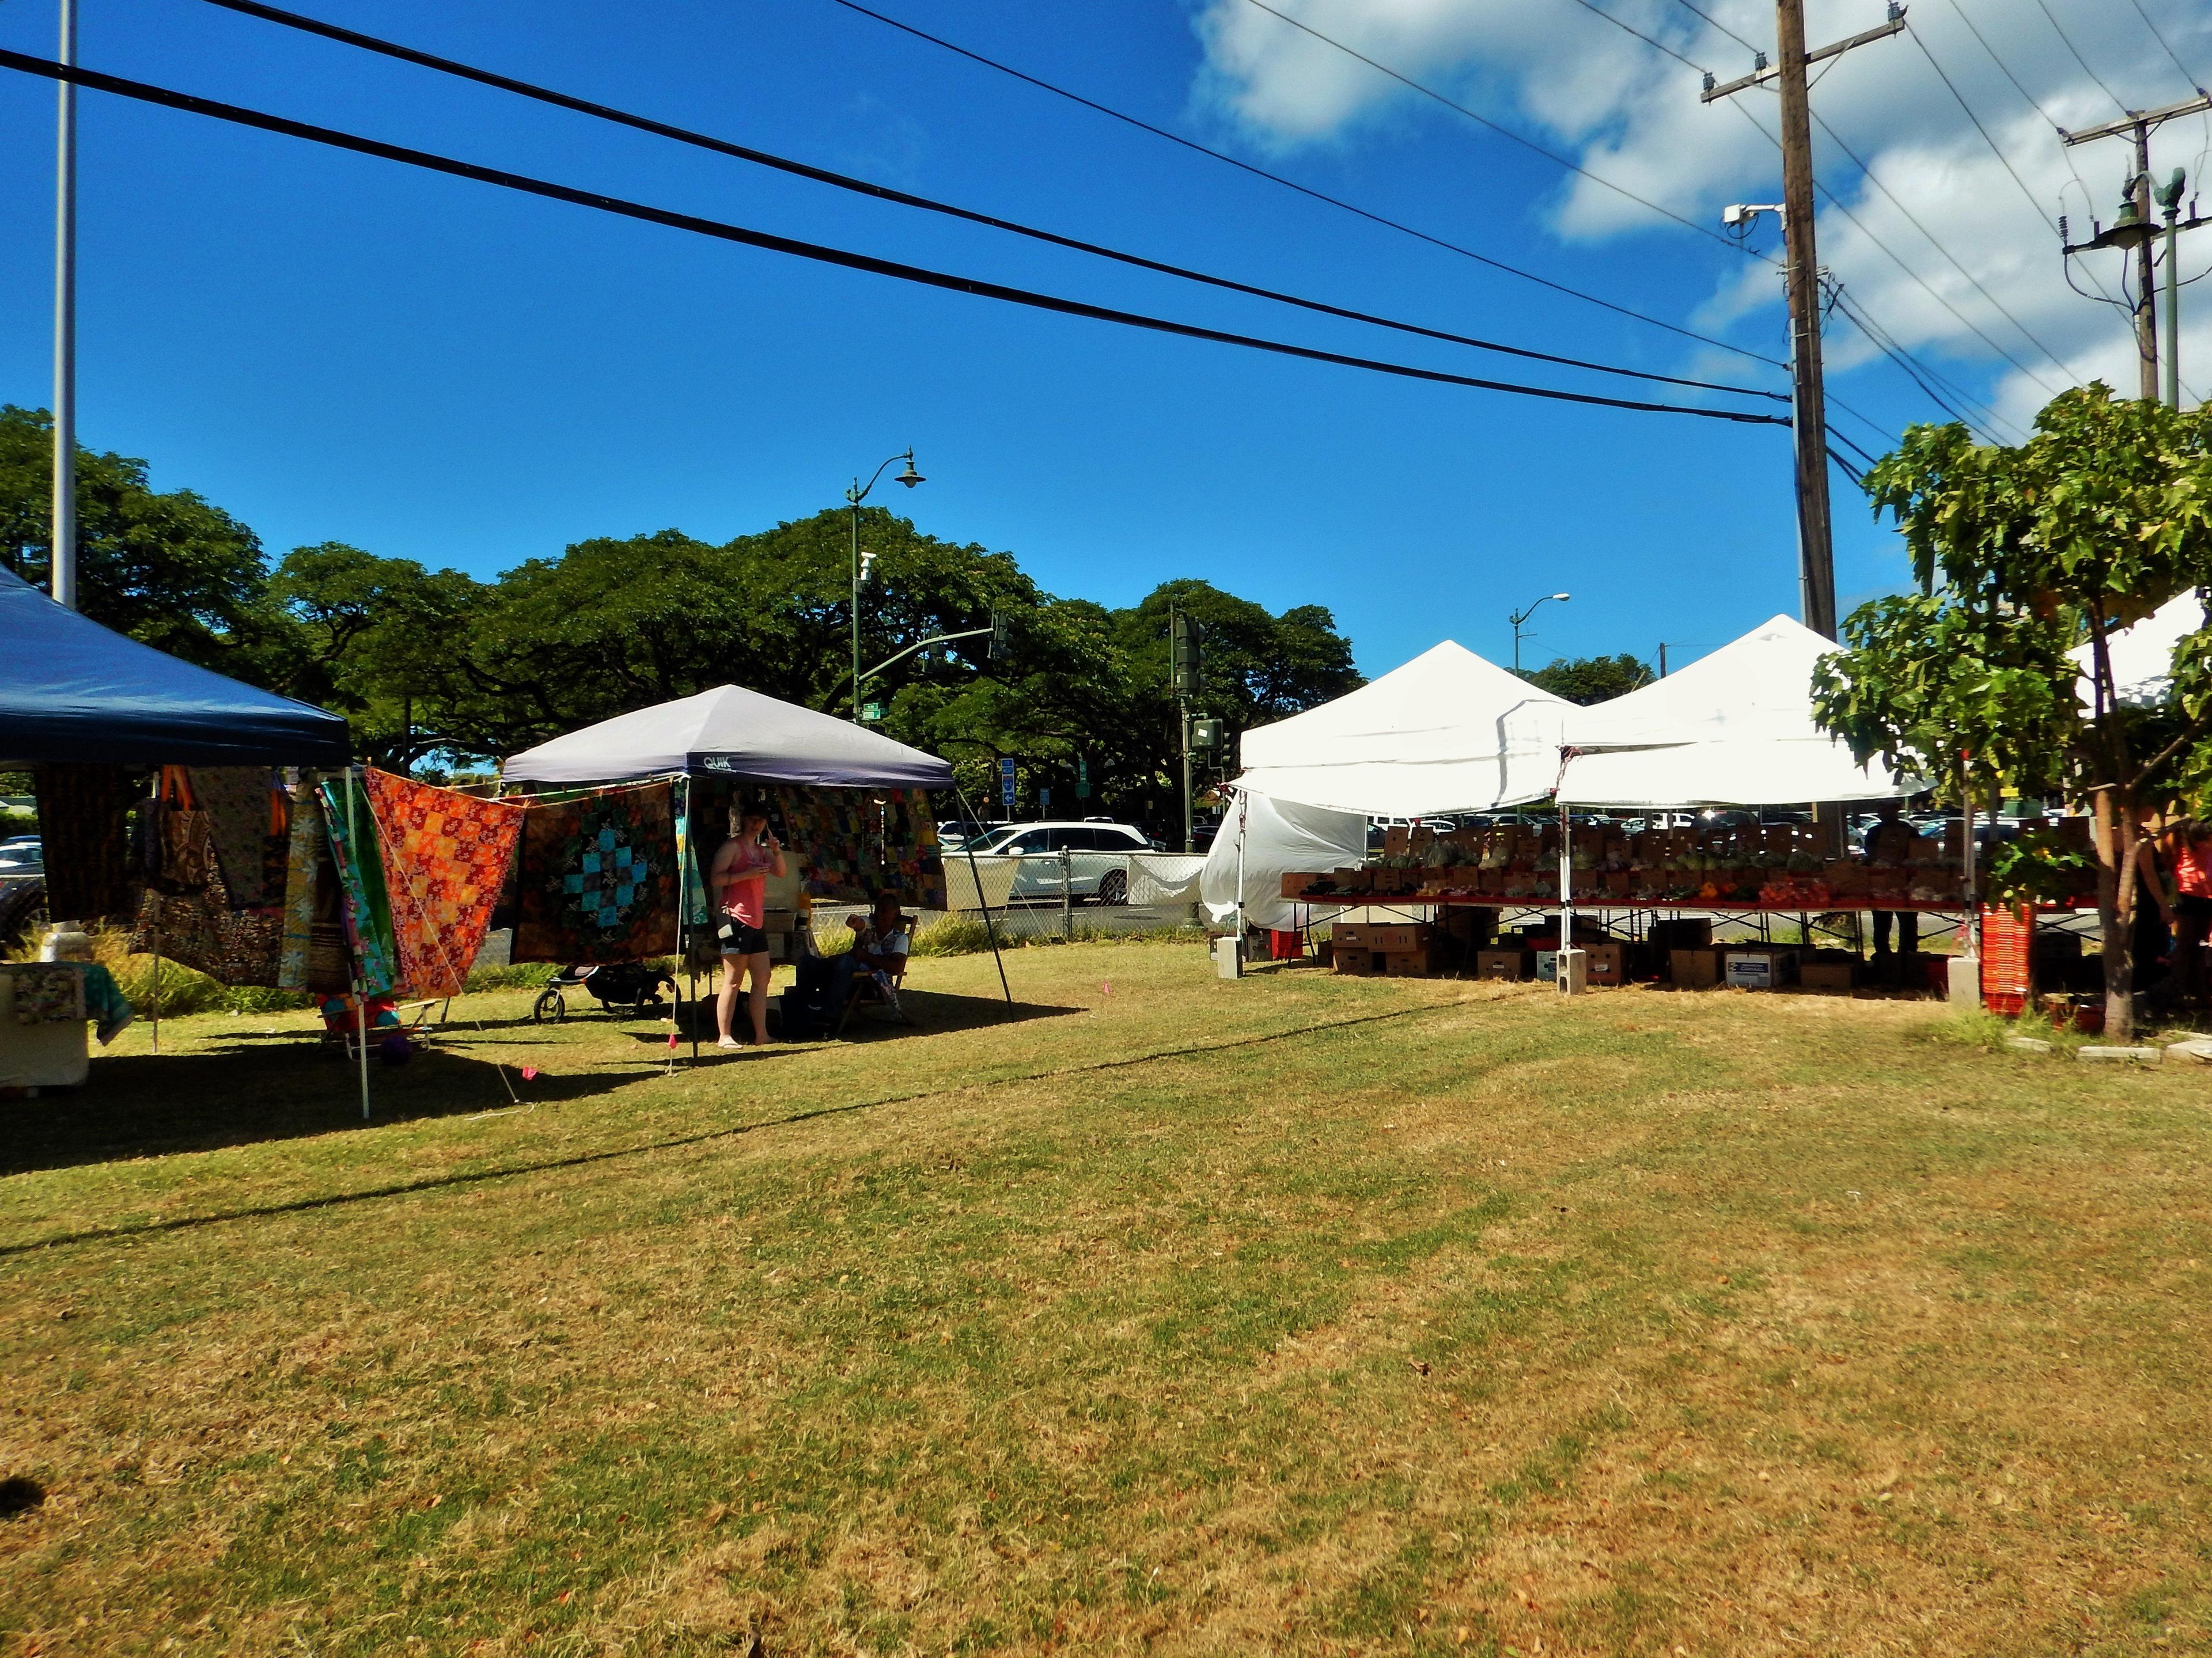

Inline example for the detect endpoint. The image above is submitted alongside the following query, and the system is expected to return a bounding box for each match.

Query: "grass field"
[4,943,2211,1656]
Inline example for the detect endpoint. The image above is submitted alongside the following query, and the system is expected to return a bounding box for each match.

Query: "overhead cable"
[1832,293,2022,443]
[1559,0,1709,74]
[0,50,1790,427]
[2032,0,2127,112]
[1726,100,2066,399]
[1236,0,1770,260]
[1808,107,2078,379]
[1661,0,1762,57]
[194,0,1776,403]
[2122,0,2209,94]
[823,0,1786,371]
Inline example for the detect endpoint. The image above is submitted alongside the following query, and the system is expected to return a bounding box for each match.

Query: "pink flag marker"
[520,1065,539,1082]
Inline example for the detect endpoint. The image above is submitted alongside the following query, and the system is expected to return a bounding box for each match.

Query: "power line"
[0,50,1791,427]
[1808,106,2079,378]
[1559,0,1708,74]
[825,0,1786,371]
[195,0,1779,403]
[1236,0,1770,260]
[1832,291,2022,442]
[2032,0,2127,112]
[1661,0,1762,57]
[2121,0,2208,95]
[1726,100,2066,399]
[1937,0,2098,207]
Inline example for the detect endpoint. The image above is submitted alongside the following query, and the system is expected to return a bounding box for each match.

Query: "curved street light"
[846,449,925,723]
[1509,591,1570,673]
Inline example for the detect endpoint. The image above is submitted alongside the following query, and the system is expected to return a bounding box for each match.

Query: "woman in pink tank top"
[709,805,787,1048]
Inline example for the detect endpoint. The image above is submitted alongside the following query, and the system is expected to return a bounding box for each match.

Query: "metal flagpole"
[51,0,77,609]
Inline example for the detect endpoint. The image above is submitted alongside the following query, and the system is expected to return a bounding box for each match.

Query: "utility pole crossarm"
[2061,93,2212,147]
[1700,7,1904,102]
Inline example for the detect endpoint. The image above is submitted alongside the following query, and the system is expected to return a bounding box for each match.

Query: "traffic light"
[1171,610,1202,693]
[988,609,1009,661]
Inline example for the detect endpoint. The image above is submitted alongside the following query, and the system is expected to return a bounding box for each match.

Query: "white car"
[967,821,1156,904]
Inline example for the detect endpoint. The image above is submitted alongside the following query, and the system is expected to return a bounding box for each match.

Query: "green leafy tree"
[1811,385,2212,1037]
[1521,653,1653,704]
[0,404,266,667]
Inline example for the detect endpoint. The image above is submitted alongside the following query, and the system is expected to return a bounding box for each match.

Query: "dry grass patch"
[3,948,2210,1655]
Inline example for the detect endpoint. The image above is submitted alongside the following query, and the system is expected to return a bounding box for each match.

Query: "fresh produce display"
[1286,817,2096,908]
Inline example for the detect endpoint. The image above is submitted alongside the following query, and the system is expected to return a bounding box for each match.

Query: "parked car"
[965,821,1156,904]
[0,836,43,878]
[936,819,1005,852]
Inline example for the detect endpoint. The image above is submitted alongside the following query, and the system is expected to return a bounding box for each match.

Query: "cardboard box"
[1281,871,1320,899]
[1476,949,1528,981]
[1798,952,1856,991]
[1342,923,1429,952]
[1724,947,1799,990]
[1333,947,1378,976]
[1585,942,1626,985]
[1650,917,1713,950]
[1382,948,1440,977]
[1535,950,1558,982]
[1671,947,1725,989]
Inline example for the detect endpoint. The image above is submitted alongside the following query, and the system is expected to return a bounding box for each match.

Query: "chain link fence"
[884,849,1214,945]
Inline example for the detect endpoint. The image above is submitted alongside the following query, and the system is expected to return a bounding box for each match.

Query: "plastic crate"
[1980,904,2036,1008]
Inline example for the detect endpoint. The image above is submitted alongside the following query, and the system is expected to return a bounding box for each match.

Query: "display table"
[0,962,90,1091]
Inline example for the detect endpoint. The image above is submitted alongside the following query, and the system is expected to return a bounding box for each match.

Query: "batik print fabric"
[186,766,281,908]
[318,777,400,997]
[278,783,351,994]
[512,784,678,965]
[362,768,524,997]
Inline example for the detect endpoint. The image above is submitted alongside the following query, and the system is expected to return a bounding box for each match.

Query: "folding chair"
[833,921,915,1036]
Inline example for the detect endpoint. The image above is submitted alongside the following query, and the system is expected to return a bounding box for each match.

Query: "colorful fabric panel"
[31,763,141,921]
[362,768,525,998]
[319,777,400,997]
[512,784,678,965]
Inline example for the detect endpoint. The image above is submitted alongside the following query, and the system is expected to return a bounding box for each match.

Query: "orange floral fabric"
[363,768,525,997]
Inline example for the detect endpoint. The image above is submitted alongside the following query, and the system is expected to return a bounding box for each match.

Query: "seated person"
[845,894,912,991]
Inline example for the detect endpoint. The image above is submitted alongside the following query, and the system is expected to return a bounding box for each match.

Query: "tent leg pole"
[150,935,160,1055]
[953,781,1012,1007]
[348,767,369,1122]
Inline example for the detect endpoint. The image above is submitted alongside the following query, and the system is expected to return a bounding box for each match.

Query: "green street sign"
[860,701,885,723]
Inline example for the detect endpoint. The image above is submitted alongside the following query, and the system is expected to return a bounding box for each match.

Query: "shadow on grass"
[1,1043,638,1177]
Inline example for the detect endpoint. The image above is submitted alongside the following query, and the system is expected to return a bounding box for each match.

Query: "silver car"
[966,821,1155,905]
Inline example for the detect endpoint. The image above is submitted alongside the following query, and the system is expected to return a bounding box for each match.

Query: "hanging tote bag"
[151,766,214,895]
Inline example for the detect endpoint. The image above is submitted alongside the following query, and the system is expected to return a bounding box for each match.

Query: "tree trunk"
[2094,787,2135,1040]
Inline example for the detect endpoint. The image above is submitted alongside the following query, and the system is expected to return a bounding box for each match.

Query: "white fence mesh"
[927,851,1210,942]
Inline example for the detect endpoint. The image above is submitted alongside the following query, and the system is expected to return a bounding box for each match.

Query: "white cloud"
[1189,0,2212,430]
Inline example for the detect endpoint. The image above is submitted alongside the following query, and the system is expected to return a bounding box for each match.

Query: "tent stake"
[953,781,1013,1007]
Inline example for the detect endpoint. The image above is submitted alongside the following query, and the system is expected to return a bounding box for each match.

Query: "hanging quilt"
[362,768,525,997]
[512,783,679,965]
[771,786,946,910]
[129,853,285,987]
[31,762,141,922]
[319,778,400,997]
[278,783,351,993]
[187,765,282,908]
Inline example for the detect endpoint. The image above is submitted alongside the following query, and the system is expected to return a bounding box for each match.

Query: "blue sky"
[0,0,2195,676]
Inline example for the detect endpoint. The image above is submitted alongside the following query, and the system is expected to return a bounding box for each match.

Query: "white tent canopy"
[1555,614,1918,807]
[502,684,955,788]
[1234,640,1573,817]
[2070,589,2205,710]
[1200,788,1369,932]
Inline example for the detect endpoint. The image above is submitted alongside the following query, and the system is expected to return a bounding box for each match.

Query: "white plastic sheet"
[1200,790,1369,931]
[2070,589,2205,710]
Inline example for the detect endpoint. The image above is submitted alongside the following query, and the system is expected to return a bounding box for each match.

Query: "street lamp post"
[1509,592,1571,673]
[846,449,925,723]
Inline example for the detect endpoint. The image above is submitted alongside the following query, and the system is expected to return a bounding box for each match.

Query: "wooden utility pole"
[2060,94,2212,405]
[1705,2,1903,642]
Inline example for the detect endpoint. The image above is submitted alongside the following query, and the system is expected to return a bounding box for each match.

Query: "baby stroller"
[531,961,678,1023]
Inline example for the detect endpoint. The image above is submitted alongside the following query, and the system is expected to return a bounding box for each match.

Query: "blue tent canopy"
[0,567,351,767]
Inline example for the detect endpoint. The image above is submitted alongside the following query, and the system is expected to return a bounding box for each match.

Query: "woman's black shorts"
[717,919,769,957]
